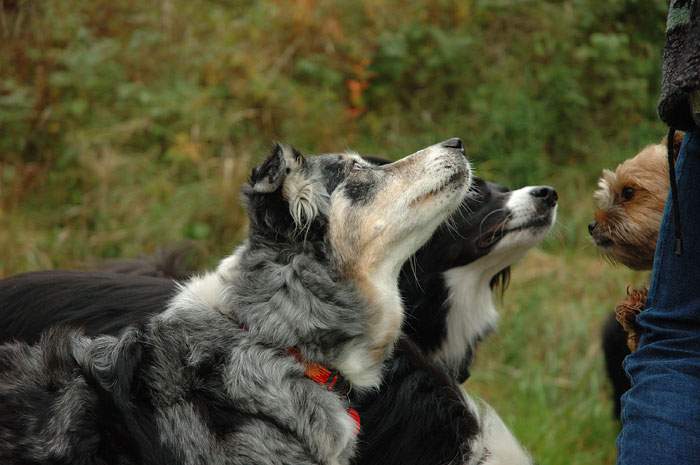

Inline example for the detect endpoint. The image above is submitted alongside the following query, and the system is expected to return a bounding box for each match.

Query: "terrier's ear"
[660,131,685,161]
[250,143,305,193]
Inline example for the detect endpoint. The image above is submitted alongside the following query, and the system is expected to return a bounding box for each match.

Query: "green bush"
[0,0,669,267]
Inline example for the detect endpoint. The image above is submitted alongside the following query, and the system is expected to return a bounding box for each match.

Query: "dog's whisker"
[408,255,423,292]
[478,208,507,229]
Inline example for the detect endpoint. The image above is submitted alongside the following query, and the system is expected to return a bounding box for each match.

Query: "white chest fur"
[437,263,499,372]
[435,243,528,374]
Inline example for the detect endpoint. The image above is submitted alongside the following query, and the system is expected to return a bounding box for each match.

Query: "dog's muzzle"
[588,221,597,235]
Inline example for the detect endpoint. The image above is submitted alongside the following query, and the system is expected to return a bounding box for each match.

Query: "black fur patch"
[0,271,177,345]
[602,312,631,420]
[351,337,479,465]
[343,172,381,206]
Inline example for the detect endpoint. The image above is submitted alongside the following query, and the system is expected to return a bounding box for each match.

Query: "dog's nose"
[588,221,597,235]
[530,186,558,207]
[441,138,464,151]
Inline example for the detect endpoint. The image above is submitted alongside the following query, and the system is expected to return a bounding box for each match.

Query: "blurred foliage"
[0,0,668,270]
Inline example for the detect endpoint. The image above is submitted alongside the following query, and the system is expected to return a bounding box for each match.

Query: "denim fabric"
[617,130,700,464]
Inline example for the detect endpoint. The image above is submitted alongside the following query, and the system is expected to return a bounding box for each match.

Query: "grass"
[462,161,649,464]
[470,247,646,465]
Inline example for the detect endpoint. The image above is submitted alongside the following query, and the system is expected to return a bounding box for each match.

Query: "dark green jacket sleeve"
[659,0,700,130]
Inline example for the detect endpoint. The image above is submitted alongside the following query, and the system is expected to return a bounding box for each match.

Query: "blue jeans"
[617,130,700,464]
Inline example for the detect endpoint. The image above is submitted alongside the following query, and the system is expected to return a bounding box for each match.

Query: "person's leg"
[617,130,700,465]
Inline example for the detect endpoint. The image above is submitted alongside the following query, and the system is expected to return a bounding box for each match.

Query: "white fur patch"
[283,172,329,233]
[594,169,616,210]
[462,388,533,465]
[441,264,500,372]
[161,272,227,320]
[335,343,383,389]
[161,247,247,320]
[215,243,247,281]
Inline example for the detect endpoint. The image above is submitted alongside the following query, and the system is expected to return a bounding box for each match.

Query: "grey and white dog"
[0,139,470,465]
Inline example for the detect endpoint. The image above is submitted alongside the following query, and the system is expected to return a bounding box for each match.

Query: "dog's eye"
[621,187,635,201]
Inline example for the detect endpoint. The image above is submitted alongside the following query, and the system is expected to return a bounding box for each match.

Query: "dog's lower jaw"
[605,241,656,270]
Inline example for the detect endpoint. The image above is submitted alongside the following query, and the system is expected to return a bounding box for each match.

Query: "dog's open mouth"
[409,170,466,207]
[477,212,554,249]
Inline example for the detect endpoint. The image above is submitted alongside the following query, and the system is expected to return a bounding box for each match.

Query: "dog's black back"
[351,337,479,465]
[602,312,631,419]
[0,271,176,344]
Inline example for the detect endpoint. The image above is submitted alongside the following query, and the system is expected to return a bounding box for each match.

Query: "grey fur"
[0,141,470,465]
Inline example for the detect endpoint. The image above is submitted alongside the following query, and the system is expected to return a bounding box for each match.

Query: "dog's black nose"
[530,186,558,207]
[441,138,464,151]
[588,221,597,235]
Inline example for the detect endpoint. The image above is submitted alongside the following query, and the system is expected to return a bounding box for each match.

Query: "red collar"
[236,322,360,434]
[288,348,361,435]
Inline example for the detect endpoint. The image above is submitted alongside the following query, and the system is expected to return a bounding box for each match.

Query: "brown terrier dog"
[590,141,671,270]
[592,132,682,419]
[590,132,683,347]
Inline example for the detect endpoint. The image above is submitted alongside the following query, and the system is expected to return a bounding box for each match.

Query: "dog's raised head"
[412,178,557,277]
[482,184,558,255]
[589,133,682,270]
[245,139,470,266]
[411,180,557,377]
[238,139,471,387]
[329,138,471,277]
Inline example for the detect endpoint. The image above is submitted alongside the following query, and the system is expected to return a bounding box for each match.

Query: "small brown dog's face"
[589,140,674,270]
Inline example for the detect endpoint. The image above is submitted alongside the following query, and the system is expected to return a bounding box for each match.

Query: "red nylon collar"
[287,347,360,435]
[236,322,360,434]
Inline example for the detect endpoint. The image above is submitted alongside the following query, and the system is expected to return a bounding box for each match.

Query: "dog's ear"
[661,131,685,161]
[489,266,511,297]
[246,144,326,241]
[250,143,305,193]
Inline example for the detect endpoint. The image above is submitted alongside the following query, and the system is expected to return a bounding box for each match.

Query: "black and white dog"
[357,180,556,465]
[0,140,471,465]
[0,156,556,464]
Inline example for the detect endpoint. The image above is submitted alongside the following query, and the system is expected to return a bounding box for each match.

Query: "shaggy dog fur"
[614,287,648,352]
[590,136,676,270]
[591,133,681,419]
[0,140,470,465]
[0,174,556,465]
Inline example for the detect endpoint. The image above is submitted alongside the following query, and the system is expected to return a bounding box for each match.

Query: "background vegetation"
[1,0,666,463]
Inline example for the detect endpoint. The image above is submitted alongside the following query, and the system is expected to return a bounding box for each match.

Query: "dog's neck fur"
[163,242,390,389]
[401,248,525,381]
[401,267,495,381]
[439,263,499,377]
